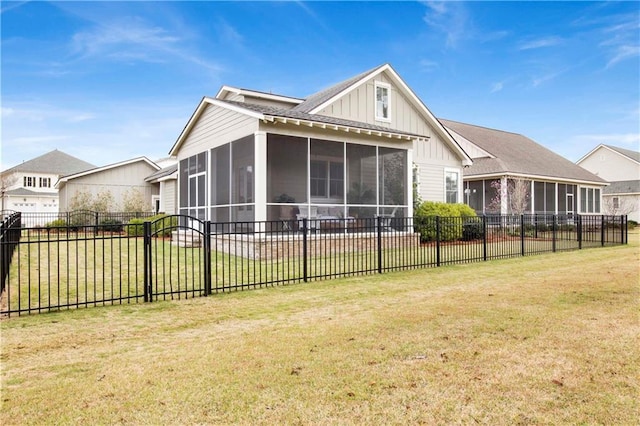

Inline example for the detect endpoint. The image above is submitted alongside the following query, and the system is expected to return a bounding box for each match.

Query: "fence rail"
[0,213,628,317]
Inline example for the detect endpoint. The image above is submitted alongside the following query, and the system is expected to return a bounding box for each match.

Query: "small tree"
[69,190,94,211]
[0,173,18,211]
[603,196,635,217]
[68,189,115,212]
[122,188,150,213]
[488,177,530,215]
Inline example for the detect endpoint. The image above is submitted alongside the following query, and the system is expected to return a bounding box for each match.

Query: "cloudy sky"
[1,1,638,170]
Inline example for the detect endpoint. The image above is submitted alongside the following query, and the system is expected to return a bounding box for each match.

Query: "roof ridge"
[439,118,525,138]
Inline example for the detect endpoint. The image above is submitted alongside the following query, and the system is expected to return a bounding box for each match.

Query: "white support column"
[406,149,414,218]
[254,131,267,223]
[500,176,508,215]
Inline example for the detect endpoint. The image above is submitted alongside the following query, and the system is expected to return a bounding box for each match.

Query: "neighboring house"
[56,157,161,212]
[440,119,607,216]
[169,63,471,226]
[1,149,95,215]
[576,144,640,222]
[145,162,178,214]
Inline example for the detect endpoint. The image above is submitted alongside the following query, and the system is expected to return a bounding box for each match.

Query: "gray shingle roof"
[4,188,57,197]
[441,119,606,184]
[221,100,422,138]
[291,64,387,113]
[604,180,640,194]
[145,164,178,182]
[604,145,640,163]
[2,149,95,176]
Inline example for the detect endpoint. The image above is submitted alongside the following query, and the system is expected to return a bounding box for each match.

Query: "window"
[375,82,390,121]
[580,187,601,213]
[23,176,36,187]
[613,197,619,209]
[310,160,343,198]
[39,177,51,188]
[445,170,459,203]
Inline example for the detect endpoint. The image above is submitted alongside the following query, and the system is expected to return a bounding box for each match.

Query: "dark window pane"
[379,147,407,205]
[179,159,189,207]
[267,134,307,204]
[347,144,377,205]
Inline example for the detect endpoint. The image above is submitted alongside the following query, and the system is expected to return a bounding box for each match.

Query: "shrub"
[628,220,637,229]
[125,215,178,237]
[414,202,478,242]
[45,219,67,228]
[100,219,123,233]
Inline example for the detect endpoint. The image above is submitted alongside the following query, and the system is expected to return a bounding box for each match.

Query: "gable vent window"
[375,82,391,122]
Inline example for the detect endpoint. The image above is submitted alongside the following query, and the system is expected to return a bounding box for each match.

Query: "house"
[145,162,178,214]
[169,63,471,227]
[56,157,163,212]
[576,144,640,222]
[440,119,607,217]
[1,149,95,215]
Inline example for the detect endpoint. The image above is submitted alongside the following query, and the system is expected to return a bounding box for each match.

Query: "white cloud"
[518,36,563,51]
[606,44,640,69]
[422,1,469,48]
[490,82,504,93]
[419,59,439,72]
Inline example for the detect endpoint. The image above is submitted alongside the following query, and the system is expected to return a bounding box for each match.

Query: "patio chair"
[297,205,318,233]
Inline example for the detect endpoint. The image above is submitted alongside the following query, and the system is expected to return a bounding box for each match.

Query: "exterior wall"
[4,193,58,216]
[578,146,639,182]
[1,171,60,213]
[160,180,177,214]
[603,193,640,222]
[58,162,159,211]
[413,138,463,203]
[177,104,258,160]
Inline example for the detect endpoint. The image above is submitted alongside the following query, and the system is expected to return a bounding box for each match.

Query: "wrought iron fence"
[0,210,154,229]
[0,213,628,317]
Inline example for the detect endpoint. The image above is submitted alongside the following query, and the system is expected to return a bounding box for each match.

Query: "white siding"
[578,146,640,182]
[160,180,177,214]
[178,104,258,160]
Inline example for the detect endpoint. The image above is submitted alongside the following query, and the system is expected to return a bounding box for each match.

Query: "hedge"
[414,201,478,242]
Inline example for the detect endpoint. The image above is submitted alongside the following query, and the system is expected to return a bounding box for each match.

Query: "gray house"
[441,119,607,216]
[169,63,471,227]
[56,157,161,212]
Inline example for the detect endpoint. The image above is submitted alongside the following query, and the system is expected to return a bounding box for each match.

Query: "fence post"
[302,218,308,283]
[577,215,582,249]
[94,211,99,237]
[481,215,487,261]
[203,221,212,296]
[377,215,383,274]
[520,214,525,257]
[436,216,441,267]
[621,215,625,245]
[601,215,605,247]
[552,214,557,253]
[143,221,152,302]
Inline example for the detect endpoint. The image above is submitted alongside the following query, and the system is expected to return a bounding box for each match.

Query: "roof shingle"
[2,149,95,176]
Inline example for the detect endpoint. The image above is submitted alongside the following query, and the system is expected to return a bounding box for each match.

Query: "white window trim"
[578,185,602,214]
[444,167,462,204]
[374,81,391,123]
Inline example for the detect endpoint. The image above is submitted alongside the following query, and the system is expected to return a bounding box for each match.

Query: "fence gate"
[144,215,210,302]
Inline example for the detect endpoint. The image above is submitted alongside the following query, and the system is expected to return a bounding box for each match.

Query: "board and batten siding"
[160,180,176,214]
[58,161,158,211]
[177,104,258,160]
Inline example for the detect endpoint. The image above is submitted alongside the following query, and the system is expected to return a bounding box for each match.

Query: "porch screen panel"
[179,159,188,208]
[346,144,377,205]
[378,147,407,206]
[594,188,601,213]
[466,180,483,212]
[267,134,307,205]
[485,180,499,214]
[211,144,230,205]
[545,183,556,214]
[310,139,344,204]
[232,136,255,222]
[534,181,545,213]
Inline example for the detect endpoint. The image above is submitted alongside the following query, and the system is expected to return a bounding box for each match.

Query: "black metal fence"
[0,213,628,317]
[0,210,153,229]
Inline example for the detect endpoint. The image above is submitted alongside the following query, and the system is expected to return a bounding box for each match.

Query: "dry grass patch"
[1,231,638,424]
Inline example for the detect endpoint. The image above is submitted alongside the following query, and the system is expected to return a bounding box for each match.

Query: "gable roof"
[292,63,471,165]
[4,187,58,197]
[172,64,472,165]
[2,149,95,176]
[441,119,606,185]
[145,164,178,182]
[216,86,303,106]
[169,96,426,156]
[576,143,640,165]
[56,157,160,188]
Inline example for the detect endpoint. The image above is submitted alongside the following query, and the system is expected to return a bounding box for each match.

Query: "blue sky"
[1,1,639,170]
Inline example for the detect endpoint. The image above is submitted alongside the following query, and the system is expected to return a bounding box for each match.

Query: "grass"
[1,230,638,424]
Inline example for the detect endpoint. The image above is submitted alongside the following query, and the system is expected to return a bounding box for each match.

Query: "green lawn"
[1,231,638,424]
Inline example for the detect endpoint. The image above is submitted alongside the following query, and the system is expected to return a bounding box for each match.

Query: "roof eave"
[463,171,609,186]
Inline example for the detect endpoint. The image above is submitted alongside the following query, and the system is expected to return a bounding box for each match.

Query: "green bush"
[100,219,123,233]
[126,215,178,237]
[628,220,637,229]
[45,219,67,228]
[414,202,478,242]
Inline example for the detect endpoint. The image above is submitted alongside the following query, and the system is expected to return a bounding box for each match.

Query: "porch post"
[500,176,508,215]
[254,131,267,223]
[406,148,414,218]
